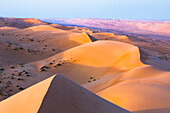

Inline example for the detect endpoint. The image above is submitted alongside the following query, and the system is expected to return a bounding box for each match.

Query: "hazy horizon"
[1,0,170,20]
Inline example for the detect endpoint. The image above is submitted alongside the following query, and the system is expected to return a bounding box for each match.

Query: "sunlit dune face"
[97,68,170,111]
[0,76,55,113]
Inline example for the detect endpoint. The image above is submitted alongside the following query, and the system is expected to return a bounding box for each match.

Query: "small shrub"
[41,66,49,69]
[19,47,23,49]
[52,49,55,51]
[18,73,21,76]
[93,79,96,81]
[30,39,34,41]
[27,49,31,52]
[26,74,30,77]
[157,56,168,61]
[90,77,93,79]
[40,68,46,72]
[49,62,53,65]
[0,88,3,95]
[10,66,15,69]
[0,68,4,71]
[19,87,24,90]
[88,81,91,83]
[19,63,25,65]
[17,78,23,80]
[13,48,18,50]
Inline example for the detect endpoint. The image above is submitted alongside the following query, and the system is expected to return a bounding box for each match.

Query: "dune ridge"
[0,74,131,113]
[0,20,169,113]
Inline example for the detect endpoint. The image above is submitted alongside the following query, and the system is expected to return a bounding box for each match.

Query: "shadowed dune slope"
[0,74,131,113]
[30,40,145,84]
[90,32,132,43]
[0,39,169,112]
[0,25,92,66]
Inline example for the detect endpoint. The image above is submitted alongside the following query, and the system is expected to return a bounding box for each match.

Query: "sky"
[1,0,170,20]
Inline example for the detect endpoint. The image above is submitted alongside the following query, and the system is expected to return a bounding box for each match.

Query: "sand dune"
[90,32,132,43]
[0,25,92,66]
[0,18,169,113]
[0,17,46,28]
[97,65,170,111]
[1,38,169,112]
[0,74,130,113]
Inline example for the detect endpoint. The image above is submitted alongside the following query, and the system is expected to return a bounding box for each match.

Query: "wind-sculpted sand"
[0,18,169,113]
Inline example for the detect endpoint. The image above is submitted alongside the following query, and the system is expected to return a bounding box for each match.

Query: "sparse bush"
[13,48,18,50]
[88,81,91,83]
[10,66,15,69]
[26,74,30,77]
[27,49,31,52]
[17,78,23,80]
[18,72,22,76]
[157,56,168,61]
[0,88,3,95]
[57,63,62,66]
[19,87,24,90]
[40,68,46,72]
[49,62,53,65]
[52,49,55,51]
[90,77,93,79]
[19,47,23,49]
[0,68,4,71]
[41,66,49,69]
[19,63,25,65]
[30,39,34,41]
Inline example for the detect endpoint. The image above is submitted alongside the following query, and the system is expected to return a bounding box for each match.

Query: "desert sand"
[0,74,130,113]
[0,17,169,113]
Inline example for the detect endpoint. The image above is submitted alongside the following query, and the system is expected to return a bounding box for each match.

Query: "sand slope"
[0,21,169,113]
[0,25,92,66]
[90,32,132,43]
[0,74,130,113]
[97,65,170,111]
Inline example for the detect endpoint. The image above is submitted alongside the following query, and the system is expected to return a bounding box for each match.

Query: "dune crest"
[0,75,131,113]
[0,19,169,113]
